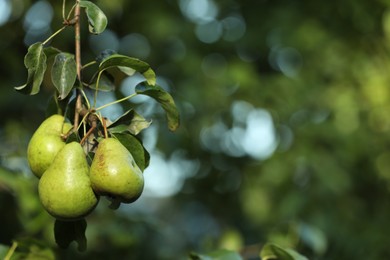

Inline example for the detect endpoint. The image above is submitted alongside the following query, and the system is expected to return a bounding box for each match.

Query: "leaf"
[51,53,77,99]
[43,46,61,59]
[54,218,88,252]
[79,0,107,34]
[135,81,180,131]
[260,243,308,260]
[108,109,152,135]
[112,133,150,171]
[189,249,242,260]
[15,42,47,95]
[99,54,156,85]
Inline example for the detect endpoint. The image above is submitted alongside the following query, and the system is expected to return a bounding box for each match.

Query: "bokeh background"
[1,0,390,259]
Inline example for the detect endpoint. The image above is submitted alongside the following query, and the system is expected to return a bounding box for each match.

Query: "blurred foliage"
[1,0,390,259]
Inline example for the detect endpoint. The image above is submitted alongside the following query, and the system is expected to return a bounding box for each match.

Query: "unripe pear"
[90,138,144,204]
[27,114,72,178]
[38,142,98,220]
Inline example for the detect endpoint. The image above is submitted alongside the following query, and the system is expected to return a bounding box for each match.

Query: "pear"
[27,114,72,178]
[90,138,144,204]
[38,142,98,220]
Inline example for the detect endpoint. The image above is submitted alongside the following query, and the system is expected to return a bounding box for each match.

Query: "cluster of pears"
[27,115,144,221]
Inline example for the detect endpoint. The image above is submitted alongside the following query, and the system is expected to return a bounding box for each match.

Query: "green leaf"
[51,53,77,99]
[99,54,156,85]
[43,46,61,59]
[54,218,88,252]
[112,133,150,171]
[135,81,180,131]
[108,109,152,135]
[15,42,47,95]
[189,249,242,260]
[260,243,308,260]
[79,0,107,34]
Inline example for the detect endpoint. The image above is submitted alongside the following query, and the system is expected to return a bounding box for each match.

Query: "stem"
[62,0,66,21]
[82,60,97,70]
[42,26,67,46]
[95,93,138,111]
[74,1,81,81]
[103,117,108,138]
[73,0,82,132]
[93,70,103,108]
[4,241,18,260]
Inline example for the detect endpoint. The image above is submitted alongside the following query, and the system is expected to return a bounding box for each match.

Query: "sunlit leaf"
[99,54,156,85]
[135,81,180,131]
[112,133,150,171]
[79,0,107,34]
[108,109,152,135]
[189,249,242,260]
[260,243,308,260]
[51,53,77,99]
[54,219,88,252]
[14,42,47,95]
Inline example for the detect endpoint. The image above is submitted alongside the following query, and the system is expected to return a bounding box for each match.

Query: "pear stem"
[103,117,108,139]
[80,118,96,145]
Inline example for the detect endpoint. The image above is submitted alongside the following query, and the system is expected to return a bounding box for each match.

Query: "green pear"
[27,114,72,178]
[38,142,98,220]
[90,138,144,204]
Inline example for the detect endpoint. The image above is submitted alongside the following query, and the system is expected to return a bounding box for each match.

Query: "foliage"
[1,0,390,259]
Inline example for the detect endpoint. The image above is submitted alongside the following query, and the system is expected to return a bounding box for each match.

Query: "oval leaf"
[135,81,180,131]
[260,243,308,260]
[108,109,152,135]
[14,42,47,95]
[112,133,150,171]
[99,54,156,85]
[79,0,107,34]
[51,53,77,99]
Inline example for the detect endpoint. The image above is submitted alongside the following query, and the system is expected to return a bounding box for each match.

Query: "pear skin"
[38,142,98,220]
[90,138,144,203]
[27,114,72,178]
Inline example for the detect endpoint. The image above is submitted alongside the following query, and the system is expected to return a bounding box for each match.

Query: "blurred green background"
[1,0,390,259]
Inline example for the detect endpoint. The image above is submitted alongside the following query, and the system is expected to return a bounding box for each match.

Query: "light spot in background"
[23,0,53,45]
[231,100,254,125]
[0,0,11,26]
[200,101,278,160]
[242,109,278,160]
[269,46,303,78]
[121,74,150,104]
[222,15,246,42]
[23,0,53,32]
[143,150,200,197]
[201,53,227,78]
[89,29,119,55]
[85,91,124,121]
[195,19,222,43]
[120,33,151,60]
[179,0,218,24]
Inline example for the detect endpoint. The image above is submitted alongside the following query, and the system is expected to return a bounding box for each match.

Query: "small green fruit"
[27,114,72,178]
[90,138,144,204]
[38,142,98,220]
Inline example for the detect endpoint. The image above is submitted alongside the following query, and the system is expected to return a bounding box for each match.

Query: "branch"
[73,0,82,132]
